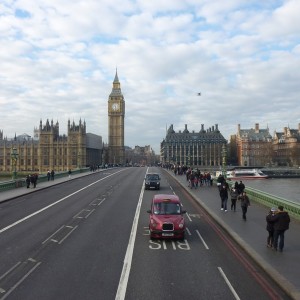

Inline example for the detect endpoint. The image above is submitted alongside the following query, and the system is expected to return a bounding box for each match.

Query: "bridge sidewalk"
[167,171,300,300]
[0,171,94,203]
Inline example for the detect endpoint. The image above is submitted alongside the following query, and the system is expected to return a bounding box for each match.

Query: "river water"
[238,178,300,204]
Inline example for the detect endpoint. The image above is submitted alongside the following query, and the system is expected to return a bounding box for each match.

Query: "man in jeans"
[272,205,290,252]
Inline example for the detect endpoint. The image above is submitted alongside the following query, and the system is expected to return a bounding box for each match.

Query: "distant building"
[235,123,273,167]
[0,119,102,173]
[160,124,227,167]
[125,145,157,166]
[86,133,103,167]
[273,124,300,166]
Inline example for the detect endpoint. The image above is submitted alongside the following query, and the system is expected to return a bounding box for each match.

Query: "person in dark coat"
[230,187,238,211]
[219,182,229,212]
[272,205,290,252]
[266,207,277,248]
[238,191,250,220]
[26,175,31,188]
[237,181,245,195]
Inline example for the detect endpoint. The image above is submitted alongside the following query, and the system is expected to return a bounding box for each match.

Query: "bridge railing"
[244,186,300,220]
[0,168,90,192]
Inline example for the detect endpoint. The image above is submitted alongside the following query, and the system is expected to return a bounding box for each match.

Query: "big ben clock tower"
[108,70,125,165]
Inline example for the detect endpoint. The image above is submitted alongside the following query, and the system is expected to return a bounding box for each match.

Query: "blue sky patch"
[15,9,31,19]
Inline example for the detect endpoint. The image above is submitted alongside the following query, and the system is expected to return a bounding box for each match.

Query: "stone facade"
[160,124,227,167]
[0,119,87,173]
[273,124,300,166]
[236,123,273,167]
[108,71,125,165]
[233,123,300,167]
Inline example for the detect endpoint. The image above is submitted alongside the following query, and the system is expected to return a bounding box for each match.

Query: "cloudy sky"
[1,0,299,153]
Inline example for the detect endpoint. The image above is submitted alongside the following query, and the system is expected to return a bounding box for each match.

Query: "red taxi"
[147,194,186,240]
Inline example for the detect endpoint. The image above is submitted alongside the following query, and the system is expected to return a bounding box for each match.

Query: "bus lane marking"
[148,239,190,251]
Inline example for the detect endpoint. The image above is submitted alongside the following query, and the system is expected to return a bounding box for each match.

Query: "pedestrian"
[272,205,290,252]
[32,173,38,188]
[217,174,225,191]
[238,191,250,220]
[26,175,31,188]
[230,187,238,211]
[219,182,229,212]
[237,181,245,195]
[47,170,51,181]
[51,170,55,181]
[266,207,277,248]
[68,169,72,179]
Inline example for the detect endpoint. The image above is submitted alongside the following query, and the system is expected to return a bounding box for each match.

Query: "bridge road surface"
[0,167,292,300]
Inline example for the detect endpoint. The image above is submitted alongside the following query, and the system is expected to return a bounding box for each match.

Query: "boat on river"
[226,169,268,180]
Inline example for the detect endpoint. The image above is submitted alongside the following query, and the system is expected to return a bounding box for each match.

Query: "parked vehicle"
[147,194,186,240]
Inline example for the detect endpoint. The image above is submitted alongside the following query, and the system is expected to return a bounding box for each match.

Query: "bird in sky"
[197,92,201,96]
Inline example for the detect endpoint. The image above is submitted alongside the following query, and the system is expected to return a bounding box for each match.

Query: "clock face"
[112,103,120,111]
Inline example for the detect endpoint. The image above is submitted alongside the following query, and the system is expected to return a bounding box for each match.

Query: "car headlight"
[178,220,185,229]
[150,219,157,228]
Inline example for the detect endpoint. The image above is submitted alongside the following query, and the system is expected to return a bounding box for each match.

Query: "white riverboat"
[226,169,268,180]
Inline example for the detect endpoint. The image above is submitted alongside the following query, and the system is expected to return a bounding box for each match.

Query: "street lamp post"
[222,144,227,178]
[11,147,19,180]
[77,151,81,169]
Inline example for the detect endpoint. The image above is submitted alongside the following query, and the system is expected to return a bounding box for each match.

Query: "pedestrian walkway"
[0,171,93,203]
[169,171,300,300]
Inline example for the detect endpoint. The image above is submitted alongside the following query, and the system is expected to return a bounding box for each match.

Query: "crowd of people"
[25,173,39,188]
[171,165,214,188]
[216,173,291,252]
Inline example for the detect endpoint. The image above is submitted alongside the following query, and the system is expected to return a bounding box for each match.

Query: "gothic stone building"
[0,119,87,173]
[108,71,125,165]
[160,124,227,167]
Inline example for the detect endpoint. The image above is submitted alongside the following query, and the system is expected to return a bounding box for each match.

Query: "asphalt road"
[0,167,291,300]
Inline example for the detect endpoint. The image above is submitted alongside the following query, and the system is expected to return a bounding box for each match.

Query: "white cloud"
[0,0,299,153]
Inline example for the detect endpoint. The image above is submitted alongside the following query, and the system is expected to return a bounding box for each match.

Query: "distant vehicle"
[145,173,161,190]
[226,169,268,180]
[147,194,186,240]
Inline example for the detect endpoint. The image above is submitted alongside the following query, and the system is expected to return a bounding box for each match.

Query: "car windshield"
[153,202,181,215]
[147,175,159,180]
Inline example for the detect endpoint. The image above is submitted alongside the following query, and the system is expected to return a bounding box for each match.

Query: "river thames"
[239,178,300,204]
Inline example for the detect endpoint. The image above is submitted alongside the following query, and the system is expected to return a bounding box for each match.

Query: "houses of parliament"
[0,71,125,173]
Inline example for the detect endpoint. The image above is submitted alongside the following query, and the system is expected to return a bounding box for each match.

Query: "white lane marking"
[115,184,144,300]
[218,267,241,300]
[186,227,192,236]
[196,229,209,250]
[186,212,192,222]
[0,170,123,234]
[58,225,78,245]
[0,262,41,300]
[42,225,64,244]
[0,262,21,281]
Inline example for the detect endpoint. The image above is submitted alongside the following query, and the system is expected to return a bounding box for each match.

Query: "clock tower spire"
[108,70,125,165]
